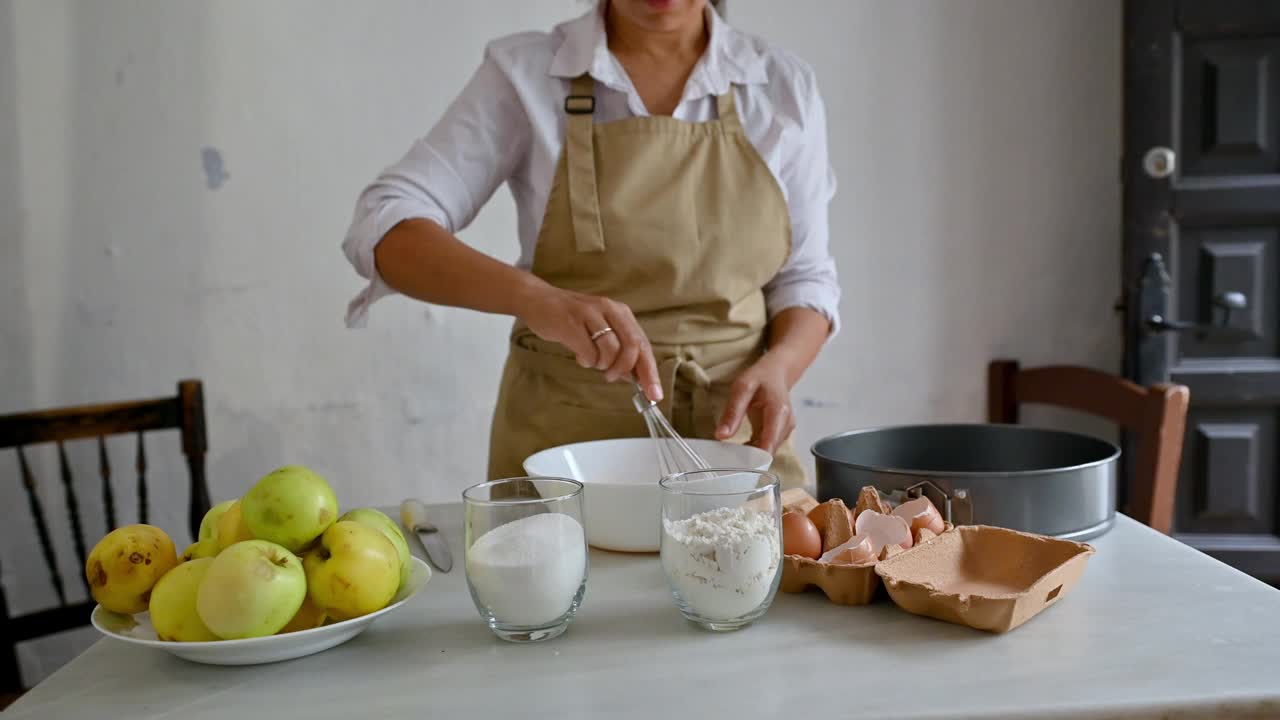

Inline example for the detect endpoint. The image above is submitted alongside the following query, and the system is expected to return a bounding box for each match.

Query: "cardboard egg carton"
[780,488,1095,632]
[875,524,1094,633]
[780,487,949,606]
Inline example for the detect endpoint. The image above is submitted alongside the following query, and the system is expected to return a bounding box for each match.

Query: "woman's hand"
[716,307,832,454]
[516,282,663,402]
[715,355,795,454]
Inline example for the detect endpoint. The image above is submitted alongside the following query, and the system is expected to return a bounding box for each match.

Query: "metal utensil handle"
[891,480,973,526]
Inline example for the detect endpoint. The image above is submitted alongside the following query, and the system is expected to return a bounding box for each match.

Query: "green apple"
[338,508,410,590]
[198,499,236,543]
[179,538,218,562]
[196,540,306,639]
[149,558,219,642]
[303,521,400,621]
[241,466,338,553]
[278,594,327,634]
[214,500,255,551]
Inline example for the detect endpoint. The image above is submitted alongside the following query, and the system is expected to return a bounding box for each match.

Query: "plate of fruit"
[87,465,433,665]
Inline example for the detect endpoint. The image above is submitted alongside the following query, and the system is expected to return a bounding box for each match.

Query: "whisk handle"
[631,380,657,413]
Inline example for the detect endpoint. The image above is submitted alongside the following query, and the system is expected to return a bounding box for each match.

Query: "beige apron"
[487,74,807,489]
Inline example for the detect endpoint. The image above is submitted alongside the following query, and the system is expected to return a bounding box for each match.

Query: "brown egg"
[782,511,822,559]
[806,501,855,536]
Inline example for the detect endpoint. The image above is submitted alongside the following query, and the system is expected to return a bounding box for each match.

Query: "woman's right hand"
[516,282,663,402]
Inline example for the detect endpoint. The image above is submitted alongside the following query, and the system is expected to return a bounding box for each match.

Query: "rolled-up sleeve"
[342,44,530,327]
[765,64,841,336]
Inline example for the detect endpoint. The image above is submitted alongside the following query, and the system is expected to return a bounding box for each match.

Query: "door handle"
[1145,291,1248,335]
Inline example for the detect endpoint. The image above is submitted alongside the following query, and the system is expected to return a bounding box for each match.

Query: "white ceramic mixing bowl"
[523,438,773,552]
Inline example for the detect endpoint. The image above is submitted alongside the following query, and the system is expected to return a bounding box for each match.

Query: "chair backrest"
[0,380,211,692]
[987,361,1189,535]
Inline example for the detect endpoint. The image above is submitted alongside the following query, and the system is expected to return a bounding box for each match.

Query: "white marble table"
[9,507,1280,720]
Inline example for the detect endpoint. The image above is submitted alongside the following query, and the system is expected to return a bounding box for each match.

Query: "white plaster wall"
[0,0,1121,684]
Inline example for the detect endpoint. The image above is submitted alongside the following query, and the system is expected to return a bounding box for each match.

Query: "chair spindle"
[16,447,67,606]
[57,443,90,596]
[136,432,148,525]
[98,436,117,532]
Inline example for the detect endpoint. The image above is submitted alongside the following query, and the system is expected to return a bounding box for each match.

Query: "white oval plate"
[91,556,432,666]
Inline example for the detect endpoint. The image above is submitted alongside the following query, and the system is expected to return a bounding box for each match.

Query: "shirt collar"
[548,2,768,98]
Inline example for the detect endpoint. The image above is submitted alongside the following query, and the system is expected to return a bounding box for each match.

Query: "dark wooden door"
[1124,0,1280,582]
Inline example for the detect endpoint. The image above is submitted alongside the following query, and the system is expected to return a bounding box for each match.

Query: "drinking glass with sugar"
[463,478,588,643]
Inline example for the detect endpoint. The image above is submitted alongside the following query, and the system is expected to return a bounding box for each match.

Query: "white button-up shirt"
[343,4,841,333]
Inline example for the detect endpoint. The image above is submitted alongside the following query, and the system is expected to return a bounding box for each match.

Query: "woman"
[342,0,839,489]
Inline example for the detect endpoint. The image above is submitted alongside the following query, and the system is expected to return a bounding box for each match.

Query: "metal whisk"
[632,381,710,478]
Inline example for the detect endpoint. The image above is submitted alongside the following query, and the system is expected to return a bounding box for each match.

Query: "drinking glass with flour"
[462,477,588,643]
[659,469,783,632]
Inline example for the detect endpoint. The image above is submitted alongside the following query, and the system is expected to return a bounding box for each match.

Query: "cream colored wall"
[0,0,1120,683]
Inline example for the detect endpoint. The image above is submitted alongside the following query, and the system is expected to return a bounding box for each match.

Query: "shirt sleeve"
[764,63,842,336]
[341,44,531,327]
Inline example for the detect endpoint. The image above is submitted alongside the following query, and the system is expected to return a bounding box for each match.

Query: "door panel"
[1125,0,1280,582]
[1174,226,1276,357]
[1179,37,1280,177]
[1176,407,1276,535]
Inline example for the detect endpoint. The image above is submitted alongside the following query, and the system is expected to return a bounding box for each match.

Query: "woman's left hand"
[716,354,796,455]
[716,307,832,455]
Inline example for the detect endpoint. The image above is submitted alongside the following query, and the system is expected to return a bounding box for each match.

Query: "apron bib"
[487,75,806,489]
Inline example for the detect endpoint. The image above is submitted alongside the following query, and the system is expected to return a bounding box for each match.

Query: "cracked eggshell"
[779,487,958,608]
[892,497,946,536]
[823,535,877,565]
[855,509,914,553]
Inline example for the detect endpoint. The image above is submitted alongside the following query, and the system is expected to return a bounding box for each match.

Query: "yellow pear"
[86,524,178,614]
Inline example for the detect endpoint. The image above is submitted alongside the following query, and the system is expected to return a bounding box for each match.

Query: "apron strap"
[564,75,607,253]
[716,85,744,133]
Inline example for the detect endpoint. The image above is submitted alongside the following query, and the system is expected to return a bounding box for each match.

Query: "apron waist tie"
[510,330,740,440]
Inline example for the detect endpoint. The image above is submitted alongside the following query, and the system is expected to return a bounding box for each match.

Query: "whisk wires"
[632,382,711,478]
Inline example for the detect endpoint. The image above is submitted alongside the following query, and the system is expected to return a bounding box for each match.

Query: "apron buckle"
[564,95,595,115]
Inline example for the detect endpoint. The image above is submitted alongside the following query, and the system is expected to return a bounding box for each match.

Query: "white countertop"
[9,507,1280,720]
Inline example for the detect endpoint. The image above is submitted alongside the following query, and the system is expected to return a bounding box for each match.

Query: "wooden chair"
[987,361,1190,535]
[0,380,211,696]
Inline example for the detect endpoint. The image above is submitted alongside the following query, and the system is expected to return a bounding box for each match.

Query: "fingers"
[632,343,662,402]
[604,333,638,383]
[566,308,601,369]
[594,304,628,375]
[601,302,662,401]
[548,293,660,401]
[591,326,622,372]
[751,397,793,454]
[717,376,758,440]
